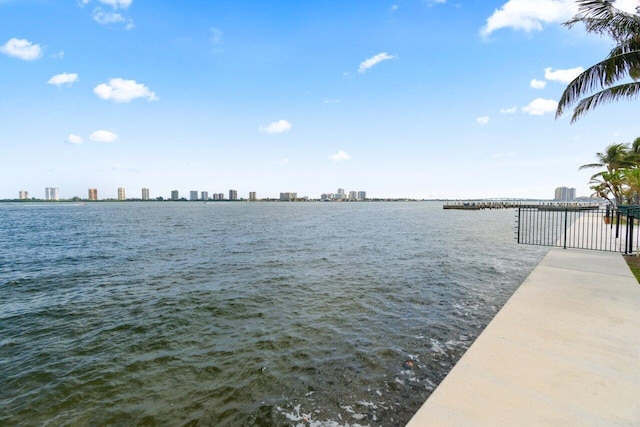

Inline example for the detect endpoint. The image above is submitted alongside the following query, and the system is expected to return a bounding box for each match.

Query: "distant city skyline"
[1,1,638,200]
[10,184,598,201]
[10,186,372,201]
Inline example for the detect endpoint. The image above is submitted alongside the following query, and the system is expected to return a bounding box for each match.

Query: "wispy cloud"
[476,116,490,125]
[259,119,292,134]
[522,98,557,116]
[81,0,132,8]
[93,9,125,24]
[66,134,84,145]
[82,0,134,29]
[500,106,517,114]
[94,78,158,103]
[530,79,546,89]
[358,52,395,73]
[0,38,42,61]
[48,73,79,87]
[90,130,119,142]
[329,149,351,162]
[544,66,583,84]
[481,0,576,37]
[98,0,132,9]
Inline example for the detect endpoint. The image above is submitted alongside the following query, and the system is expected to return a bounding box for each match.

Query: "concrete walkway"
[407,248,640,426]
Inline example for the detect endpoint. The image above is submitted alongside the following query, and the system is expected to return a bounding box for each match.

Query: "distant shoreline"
[0,198,599,204]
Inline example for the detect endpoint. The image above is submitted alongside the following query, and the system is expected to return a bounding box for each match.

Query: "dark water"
[0,202,547,426]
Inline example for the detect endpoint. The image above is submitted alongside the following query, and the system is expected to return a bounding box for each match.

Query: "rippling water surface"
[0,202,547,426]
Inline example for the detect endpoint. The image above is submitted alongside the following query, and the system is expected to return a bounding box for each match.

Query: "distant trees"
[556,0,640,122]
[581,137,640,205]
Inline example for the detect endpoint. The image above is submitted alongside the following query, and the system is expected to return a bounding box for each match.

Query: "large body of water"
[0,202,547,426]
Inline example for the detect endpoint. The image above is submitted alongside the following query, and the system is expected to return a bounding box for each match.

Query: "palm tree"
[556,0,640,123]
[623,167,640,203]
[579,142,633,173]
[589,170,626,205]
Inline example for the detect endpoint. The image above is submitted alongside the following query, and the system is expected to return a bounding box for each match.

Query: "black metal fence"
[516,206,640,254]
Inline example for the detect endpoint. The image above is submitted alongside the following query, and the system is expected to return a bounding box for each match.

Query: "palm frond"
[566,0,640,42]
[569,81,640,122]
[579,162,605,170]
[556,50,640,117]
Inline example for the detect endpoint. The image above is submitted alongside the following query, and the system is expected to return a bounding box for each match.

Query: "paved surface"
[407,248,640,426]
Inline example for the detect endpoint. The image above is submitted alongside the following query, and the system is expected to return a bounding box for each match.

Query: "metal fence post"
[563,208,568,249]
[517,208,521,244]
[628,214,635,255]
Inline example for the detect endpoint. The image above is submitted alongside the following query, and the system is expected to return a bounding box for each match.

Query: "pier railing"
[516,206,640,254]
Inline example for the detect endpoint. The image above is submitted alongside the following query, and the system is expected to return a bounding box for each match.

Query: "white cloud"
[615,0,640,14]
[358,52,395,73]
[500,106,518,114]
[530,79,547,89]
[81,0,132,8]
[94,78,158,103]
[544,66,584,84]
[323,99,341,104]
[391,5,398,11]
[259,119,292,134]
[426,0,446,5]
[98,0,132,9]
[90,130,119,142]
[476,116,490,125]
[67,134,84,145]
[48,73,79,87]
[0,38,42,61]
[481,0,576,37]
[51,51,64,59]
[329,149,351,162]
[93,9,125,24]
[91,3,134,29]
[522,98,558,115]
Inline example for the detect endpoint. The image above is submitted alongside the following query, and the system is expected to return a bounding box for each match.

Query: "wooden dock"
[443,202,600,211]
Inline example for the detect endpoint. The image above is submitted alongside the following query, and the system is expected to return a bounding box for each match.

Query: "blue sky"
[1,0,638,200]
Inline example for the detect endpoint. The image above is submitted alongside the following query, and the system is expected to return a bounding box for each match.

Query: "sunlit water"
[0,202,547,426]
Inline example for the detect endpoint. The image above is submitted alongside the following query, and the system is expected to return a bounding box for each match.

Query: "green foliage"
[582,137,640,205]
[557,0,640,122]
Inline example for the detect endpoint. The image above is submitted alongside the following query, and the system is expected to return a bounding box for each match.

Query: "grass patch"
[623,255,640,283]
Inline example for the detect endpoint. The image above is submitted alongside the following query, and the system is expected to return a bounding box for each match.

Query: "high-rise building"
[337,188,345,196]
[349,191,357,200]
[249,192,257,201]
[201,191,209,201]
[118,187,126,201]
[88,188,98,201]
[141,188,150,200]
[229,189,238,201]
[45,187,59,201]
[19,190,29,200]
[171,190,179,200]
[218,193,224,200]
[190,190,198,201]
[280,192,297,201]
[357,191,367,200]
[554,187,576,201]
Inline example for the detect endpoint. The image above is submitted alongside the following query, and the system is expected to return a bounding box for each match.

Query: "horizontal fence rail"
[516,206,640,254]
